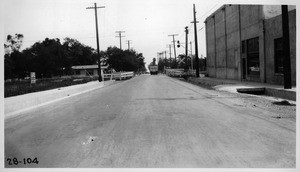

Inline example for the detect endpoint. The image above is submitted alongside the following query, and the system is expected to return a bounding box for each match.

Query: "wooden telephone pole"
[126,40,132,50]
[86,3,105,82]
[281,5,292,89]
[191,4,199,77]
[185,26,189,70]
[168,34,179,68]
[115,31,125,49]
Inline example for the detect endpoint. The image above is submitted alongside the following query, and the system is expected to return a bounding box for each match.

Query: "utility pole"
[281,5,292,89]
[86,3,105,82]
[168,34,178,68]
[191,4,200,77]
[115,31,125,49]
[164,51,167,70]
[190,41,193,55]
[185,26,189,70]
[167,44,172,68]
[126,40,132,50]
[190,41,193,70]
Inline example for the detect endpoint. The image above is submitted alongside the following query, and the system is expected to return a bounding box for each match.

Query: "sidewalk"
[5,80,115,119]
[186,77,296,101]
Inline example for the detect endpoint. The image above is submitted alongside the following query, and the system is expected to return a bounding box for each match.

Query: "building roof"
[204,4,226,23]
[71,65,109,70]
[204,5,296,23]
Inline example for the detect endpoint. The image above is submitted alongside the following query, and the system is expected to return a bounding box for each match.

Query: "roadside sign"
[178,57,186,64]
[30,72,36,84]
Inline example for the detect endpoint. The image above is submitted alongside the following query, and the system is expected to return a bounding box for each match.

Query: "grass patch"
[5,76,99,98]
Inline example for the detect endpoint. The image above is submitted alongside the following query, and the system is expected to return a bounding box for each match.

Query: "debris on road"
[82,136,98,145]
[272,100,295,106]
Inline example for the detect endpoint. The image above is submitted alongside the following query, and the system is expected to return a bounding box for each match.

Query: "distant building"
[71,65,109,78]
[205,5,296,85]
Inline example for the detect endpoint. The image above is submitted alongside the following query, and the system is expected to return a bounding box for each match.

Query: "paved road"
[5,75,295,168]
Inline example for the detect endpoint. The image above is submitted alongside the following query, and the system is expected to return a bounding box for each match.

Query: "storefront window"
[246,37,260,75]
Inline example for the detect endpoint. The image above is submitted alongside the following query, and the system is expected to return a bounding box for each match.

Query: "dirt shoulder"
[178,77,296,122]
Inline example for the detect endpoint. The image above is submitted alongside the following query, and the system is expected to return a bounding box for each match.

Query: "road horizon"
[5,74,296,168]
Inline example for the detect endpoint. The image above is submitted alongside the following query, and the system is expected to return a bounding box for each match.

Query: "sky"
[3,0,223,66]
[2,0,298,67]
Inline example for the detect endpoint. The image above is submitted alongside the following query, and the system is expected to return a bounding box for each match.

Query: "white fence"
[103,74,113,80]
[165,69,185,77]
[165,69,207,78]
[103,72,134,80]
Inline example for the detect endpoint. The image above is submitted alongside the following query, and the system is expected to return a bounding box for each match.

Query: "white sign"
[30,72,36,84]
[178,57,185,64]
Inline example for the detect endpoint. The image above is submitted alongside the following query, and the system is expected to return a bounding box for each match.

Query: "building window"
[75,70,80,75]
[274,37,283,74]
[246,37,259,75]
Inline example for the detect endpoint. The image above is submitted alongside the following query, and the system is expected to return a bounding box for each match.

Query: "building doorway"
[246,37,260,76]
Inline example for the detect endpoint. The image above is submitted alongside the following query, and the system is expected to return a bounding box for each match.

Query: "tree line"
[4,34,146,80]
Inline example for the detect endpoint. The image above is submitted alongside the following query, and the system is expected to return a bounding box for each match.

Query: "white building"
[71,65,109,79]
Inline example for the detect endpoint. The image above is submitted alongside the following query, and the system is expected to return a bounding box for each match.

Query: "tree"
[62,37,97,74]
[4,33,24,54]
[190,55,206,71]
[105,46,146,72]
[4,35,146,79]
[21,37,97,78]
[157,58,166,73]
[4,33,25,79]
[136,53,146,73]
[151,58,156,65]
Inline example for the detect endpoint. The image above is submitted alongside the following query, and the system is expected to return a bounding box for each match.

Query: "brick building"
[204,5,296,85]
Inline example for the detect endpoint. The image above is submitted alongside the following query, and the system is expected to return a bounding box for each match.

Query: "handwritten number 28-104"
[6,157,39,165]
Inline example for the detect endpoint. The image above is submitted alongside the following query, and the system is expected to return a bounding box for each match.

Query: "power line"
[198,26,204,32]
[197,4,220,22]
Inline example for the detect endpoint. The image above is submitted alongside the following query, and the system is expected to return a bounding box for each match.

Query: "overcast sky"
[3,0,298,66]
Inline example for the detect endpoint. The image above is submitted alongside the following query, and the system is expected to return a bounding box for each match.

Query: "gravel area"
[179,77,296,122]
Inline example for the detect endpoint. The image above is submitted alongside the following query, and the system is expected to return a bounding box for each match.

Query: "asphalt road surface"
[5,75,296,168]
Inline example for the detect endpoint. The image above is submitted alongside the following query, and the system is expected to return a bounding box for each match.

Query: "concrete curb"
[265,88,296,101]
[185,77,296,101]
[5,80,115,119]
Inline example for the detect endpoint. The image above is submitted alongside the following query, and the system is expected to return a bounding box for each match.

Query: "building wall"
[205,4,296,85]
[206,5,263,81]
[264,9,296,85]
[226,5,242,80]
[216,8,228,79]
[263,5,296,19]
[206,14,216,77]
[80,70,85,76]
